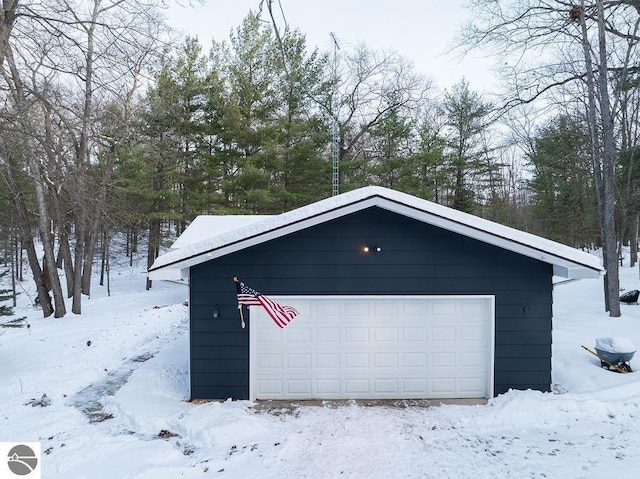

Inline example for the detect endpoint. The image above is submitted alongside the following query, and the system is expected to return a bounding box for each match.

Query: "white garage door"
[250,296,494,400]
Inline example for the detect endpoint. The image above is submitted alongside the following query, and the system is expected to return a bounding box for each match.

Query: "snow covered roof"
[170,215,273,249]
[148,186,604,281]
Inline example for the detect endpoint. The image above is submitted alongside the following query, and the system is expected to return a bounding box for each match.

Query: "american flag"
[235,279,299,328]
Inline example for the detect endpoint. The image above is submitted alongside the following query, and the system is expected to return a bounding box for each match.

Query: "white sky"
[166,0,497,93]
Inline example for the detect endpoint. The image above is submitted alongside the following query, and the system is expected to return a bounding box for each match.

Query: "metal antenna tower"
[330,32,340,196]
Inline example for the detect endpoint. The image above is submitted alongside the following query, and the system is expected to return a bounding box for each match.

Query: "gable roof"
[148,186,603,280]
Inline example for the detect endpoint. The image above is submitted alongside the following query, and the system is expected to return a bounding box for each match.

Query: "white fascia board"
[553,265,603,279]
[377,200,602,278]
[150,198,379,273]
[147,267,188,281]
[149,187,602,279]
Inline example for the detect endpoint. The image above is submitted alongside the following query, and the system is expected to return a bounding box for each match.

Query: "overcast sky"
[166,0,497,93]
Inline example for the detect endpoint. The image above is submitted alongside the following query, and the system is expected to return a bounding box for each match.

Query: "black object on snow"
[619,289,640,304]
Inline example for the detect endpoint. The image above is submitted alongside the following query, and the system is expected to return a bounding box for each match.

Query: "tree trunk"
[3,154,53,316]
[70,0,103,312]
[100,228,106,286]
[81,146,113,296]
[72,212,85,314]
[30,163,66,317]
[579,1,620,316]
[0,0,18,68]
[10,228,16,307]
[595,0,621,316]
[146,218,161,290]
[106,231,111,297]
[630,212,638,267]
[57,228,75,298]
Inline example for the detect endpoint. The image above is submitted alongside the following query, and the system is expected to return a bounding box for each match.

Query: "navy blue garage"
[148,186,603,401]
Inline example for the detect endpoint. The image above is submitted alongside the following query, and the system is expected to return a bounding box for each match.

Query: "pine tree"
[527,115,598,247]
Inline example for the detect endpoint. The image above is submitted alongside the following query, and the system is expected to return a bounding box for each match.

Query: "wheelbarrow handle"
[581,345,629,374]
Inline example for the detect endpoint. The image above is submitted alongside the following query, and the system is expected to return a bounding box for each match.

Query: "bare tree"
[330,44,430,189]
[460,0,640,316]
[1,0,167,315]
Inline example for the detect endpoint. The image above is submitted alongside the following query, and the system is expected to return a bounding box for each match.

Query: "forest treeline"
[1,1,640,317]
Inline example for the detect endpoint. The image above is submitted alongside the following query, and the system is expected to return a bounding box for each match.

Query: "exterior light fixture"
[213,304,220,319]
[362,246,382,253]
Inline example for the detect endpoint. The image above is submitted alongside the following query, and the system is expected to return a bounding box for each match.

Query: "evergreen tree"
[442,79,492,213]
[404,111,448,202]
[527,115,598,247]
[359,97,415,189]
[204,13,331,213]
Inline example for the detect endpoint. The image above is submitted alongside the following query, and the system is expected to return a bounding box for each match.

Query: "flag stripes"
[234,279,299,328]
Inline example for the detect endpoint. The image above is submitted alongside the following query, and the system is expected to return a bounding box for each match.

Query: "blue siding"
[189,207,553,399]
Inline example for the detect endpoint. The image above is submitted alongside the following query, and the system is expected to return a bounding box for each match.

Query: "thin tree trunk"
[10,226,16,307]
[630,212,638,267]
[72,1,100,314]
[579,1,620,316]
[146,218,161,290]
[18,237,22,282]
[106,231,110,297]
[58,228,74,298]
[100,227,106,286]
[72,213,85,314]
[81,146,113,296]
[596,0,621,317]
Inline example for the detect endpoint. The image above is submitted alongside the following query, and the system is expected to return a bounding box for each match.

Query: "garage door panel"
[345,379,369,394]
[258,353,282,369]
[431,301,457,316]
[373,302,398,316]
[287,353,311,368]
[461,300,488,315]
[287,380,312,395]
[345,328,369,342]
[316,302,340,316]
[373,328,398,342]
[431,377,456,394]
[403,378,427,394]
[460,351,485,367]
[374,379,399,394]
[401,302,427,316]
[432,326,456,342]
[345,353,369,368]
[317,379,340,394]
[403,352,427,368]
[286,328,312,343]
[461,325,486,341]
[257,379,283,395]
[252,296,493,400]
[373,353,398,368]
[317,353,340,368]
[431,352,456,368]
[345,302,369,316]
[460,377,485,395]
[257,328,281,343]
[316,328,340,343]
[402,327,427,341]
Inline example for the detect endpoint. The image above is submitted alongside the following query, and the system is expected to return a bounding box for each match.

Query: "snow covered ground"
[2,252,640,478]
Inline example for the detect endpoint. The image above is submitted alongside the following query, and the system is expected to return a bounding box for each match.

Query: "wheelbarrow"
[582,337,636,373]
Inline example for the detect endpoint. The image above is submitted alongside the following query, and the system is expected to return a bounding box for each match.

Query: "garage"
[250,295,494,400]
[148,185,603,400]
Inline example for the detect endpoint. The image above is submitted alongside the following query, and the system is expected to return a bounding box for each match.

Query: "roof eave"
[148,191,603,279]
